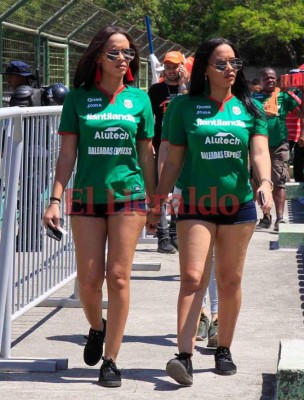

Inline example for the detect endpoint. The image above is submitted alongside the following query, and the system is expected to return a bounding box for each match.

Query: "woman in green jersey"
[43,26,155,387]
[148,38,273,385]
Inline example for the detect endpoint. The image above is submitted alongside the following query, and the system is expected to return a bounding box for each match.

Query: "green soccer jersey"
[252,91,299,147]
[58,84,154,204]
[167,94,268,207]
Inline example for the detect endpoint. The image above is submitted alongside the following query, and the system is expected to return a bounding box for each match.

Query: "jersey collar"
[95,83,126,104]
[208,94,234,111]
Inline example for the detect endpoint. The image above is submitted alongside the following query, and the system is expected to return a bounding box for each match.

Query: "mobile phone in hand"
[46,218,64,241]
[259,191,265,206]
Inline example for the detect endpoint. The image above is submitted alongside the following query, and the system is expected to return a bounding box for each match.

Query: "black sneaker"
[207,319,218,348]
[255,214,272,229]
[170,236,179,250]
[157,237,176,254]
[274,218,285,232]
[214,346,237,375]
[83,318,106,366]
[98,357,121,387]
[166,352,193,385]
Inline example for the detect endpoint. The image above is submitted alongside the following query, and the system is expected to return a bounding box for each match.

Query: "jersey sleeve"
[167,97,187,145]
[58,90,79,135]
[252,100,268,137]
[136,91,155,140]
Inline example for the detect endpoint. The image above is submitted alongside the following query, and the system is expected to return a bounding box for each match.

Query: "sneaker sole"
[157,249,176,254]
[98,380,122,388]
[196,335,207,341]
[166,360,193,385]
[215,367,237,376]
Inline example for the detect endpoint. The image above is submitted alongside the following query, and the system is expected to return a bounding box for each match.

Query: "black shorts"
[68,199,147,218]
[177,200,257,225]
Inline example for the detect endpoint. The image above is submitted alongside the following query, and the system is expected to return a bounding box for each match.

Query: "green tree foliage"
[215,0,304,66]
[91,0,161,32]
[64,0,304,67]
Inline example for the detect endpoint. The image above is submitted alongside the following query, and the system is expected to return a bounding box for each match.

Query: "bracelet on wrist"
[50,196,61,203]
[49,201,60,206]
[260,178,273,191]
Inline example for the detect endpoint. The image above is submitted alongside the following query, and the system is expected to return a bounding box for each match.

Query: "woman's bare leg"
[176,220,216,353]
[215,222,255,348]
[105,211,146,361]
[71,216,107,331]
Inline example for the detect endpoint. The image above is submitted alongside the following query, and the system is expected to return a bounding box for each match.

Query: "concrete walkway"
[0,217,303,400]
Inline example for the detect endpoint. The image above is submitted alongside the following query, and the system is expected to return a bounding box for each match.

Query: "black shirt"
[148,81,180,153]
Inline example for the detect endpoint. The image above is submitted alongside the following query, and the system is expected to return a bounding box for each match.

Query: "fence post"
[0,114,23,357]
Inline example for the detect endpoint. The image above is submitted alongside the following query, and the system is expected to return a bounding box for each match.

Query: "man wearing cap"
[148,51,189,253]
[0,60,41,107]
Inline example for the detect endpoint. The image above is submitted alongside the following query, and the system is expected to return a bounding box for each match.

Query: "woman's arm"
[43,134,78,228]
[156,143,185,205]
[250,135,273,210]
[136,139,156,203]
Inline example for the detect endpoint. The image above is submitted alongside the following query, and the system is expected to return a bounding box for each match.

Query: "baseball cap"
[163,51,184,65]
[1,61,36,79]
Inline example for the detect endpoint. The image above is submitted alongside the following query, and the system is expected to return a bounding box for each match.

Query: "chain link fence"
[0,0,192,106]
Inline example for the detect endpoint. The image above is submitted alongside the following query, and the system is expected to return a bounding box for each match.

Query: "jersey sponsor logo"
[196,118,245,127]
[94,127,129,140]
[88,97,103,102]
[88,146,132,155]
[200,150,242,160]
[232,106,241,115]
[205,132,241,145]
[197,110,212,115]
[196,105,212,109]
[124,99,133,109]
[87,113,135,122]
[132,185,142,192]
[87,97,103,108]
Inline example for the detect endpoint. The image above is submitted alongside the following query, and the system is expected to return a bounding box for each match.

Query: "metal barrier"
[0,106,74,371]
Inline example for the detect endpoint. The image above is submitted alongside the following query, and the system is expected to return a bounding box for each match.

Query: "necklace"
[165,83,178,98]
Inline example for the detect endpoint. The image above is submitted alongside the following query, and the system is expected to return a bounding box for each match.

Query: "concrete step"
[277,339,304,400]
[278,223,304,248]
[286,182,304,200]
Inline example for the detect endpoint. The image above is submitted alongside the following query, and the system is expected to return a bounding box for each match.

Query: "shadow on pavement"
[260,372,276,400]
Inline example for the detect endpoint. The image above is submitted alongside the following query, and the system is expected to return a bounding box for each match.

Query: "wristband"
[49,201,60,206]
[260,178,273,191]
[50,196,61,203]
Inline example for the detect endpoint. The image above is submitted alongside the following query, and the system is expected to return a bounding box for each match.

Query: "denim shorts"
[68,199,147,218]
[177,200,257,225]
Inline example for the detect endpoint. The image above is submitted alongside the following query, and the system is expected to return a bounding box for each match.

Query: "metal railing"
[0,105,74,371]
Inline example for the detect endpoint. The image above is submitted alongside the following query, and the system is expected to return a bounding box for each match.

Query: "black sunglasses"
[209,58,243,72]
[104,48,135,62]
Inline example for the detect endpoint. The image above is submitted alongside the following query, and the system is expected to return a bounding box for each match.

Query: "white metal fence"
[0,106,75,371]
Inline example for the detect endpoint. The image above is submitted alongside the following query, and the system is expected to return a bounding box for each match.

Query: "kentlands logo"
[87,113,135,122]
[205,132,241,145]
[197,118,245,127]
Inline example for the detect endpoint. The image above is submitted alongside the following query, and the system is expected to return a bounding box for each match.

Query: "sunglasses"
[208,58,243,72]
[104,48,135,62]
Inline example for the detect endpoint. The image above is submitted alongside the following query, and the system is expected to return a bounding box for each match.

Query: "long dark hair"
[73,26,139,89]
[189,38,261,118]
